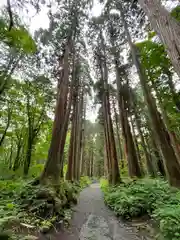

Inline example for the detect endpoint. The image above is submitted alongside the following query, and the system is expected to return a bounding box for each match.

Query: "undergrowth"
[101,178,180,240]
[79,176,92,189]
[0,175,91,240]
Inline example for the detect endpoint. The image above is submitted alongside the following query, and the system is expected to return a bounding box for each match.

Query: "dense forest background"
[1,0,180,239]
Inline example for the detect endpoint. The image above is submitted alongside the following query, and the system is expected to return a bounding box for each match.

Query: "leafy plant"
[102,179,180,239]
[0,178,82,238]
[100,178,108,191]
[153,204,180,240]
[0,17,37,54]
[79,176,92,189]
[171,6,180,22]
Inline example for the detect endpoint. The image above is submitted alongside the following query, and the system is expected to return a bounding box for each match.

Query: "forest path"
[51,183,152,240]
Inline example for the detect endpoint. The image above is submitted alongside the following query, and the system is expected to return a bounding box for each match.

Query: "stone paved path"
[52,184,152,240]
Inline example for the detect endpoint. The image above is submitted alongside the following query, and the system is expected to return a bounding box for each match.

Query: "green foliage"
[136,36,180,131]
[0,179,26,235]
[147,31,156,40]
[100,178,108,191]
[136,40,171,77]
[0,178,81,239]
[0,18,37,54]
[28,164,44,178]
[79,176,92,189]
[102,179,180,239]
[5,27,37,53]
[171,6,180,22]
[153,205,180,240]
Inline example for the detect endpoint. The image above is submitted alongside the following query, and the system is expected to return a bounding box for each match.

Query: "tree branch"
[7,0,13,31]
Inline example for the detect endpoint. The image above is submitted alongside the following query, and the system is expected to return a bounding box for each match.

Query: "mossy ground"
[0,176,91,240]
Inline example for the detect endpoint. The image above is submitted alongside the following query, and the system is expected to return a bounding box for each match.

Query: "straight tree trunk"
[165,71,180,111]
[72,81,81,181]
[60,51,77,179]
[101,81,120,184]
[80,100,86,176]
[102,97,113,182]
[145,115,166,177]
[119,3,180,187]
[123,105,142,177]
[8,140,13,170]
[41,42,70,183]
[58,91,73,178]
[129,115,141,165]
[13,144,22,171]
[103,67,121,184]
[24,135,34,176]
[150,134,165,176]
[104,142,108,177]
[0,106,11,146]
[112,97,124,167]
[96,30,121,184]
[152,82,180,165]
[66,91,77,181]
[109,37,141,177]
[108,101,120,184]
[115,65,141,177]
[138,0,180,78]
[90,147,94,177]
[76,89,84,180]
[137,121,155,177]
[131,91,156,176]
[87,148,92,177]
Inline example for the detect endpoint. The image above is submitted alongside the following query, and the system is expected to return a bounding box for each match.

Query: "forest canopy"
[0,0,180,239]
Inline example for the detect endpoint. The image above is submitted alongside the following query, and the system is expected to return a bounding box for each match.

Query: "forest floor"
[43,183,154,240]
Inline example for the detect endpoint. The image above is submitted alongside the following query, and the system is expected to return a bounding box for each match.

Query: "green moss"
[0,179,80,239]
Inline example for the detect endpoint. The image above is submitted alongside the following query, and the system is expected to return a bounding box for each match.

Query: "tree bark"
[66,89,77,181]
[123,105,142,177]
[144,114,166,177]
[41,42,70,183]
[138,0,180,78]
[13,144,22,171]
[129,114,142,166]
[131,91,156,176]
[115,66,141,177]
[119,3,180,187]
[165,71,180,111]
[102,95,113,182]
[80,99,86,176]
[76,89,84,180]
[58,92,73,178]
[24,135,33,176]
[152,81,180,166]
[90,147,94,177]
[102,59,121,183]
[0,105,11,146]
[109,33,141,177]
[112,97,124,168]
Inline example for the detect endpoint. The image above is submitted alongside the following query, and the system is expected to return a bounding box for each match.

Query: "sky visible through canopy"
[0,0,179,122]
[0,0,105,122]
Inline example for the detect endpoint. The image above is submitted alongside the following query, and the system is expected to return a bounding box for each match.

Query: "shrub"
[79,176,91,189]
[102,178,180,239]
[28,164,44,178]
[100,178,108,192]
[153,204,180,240]
[0,179,80,239]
